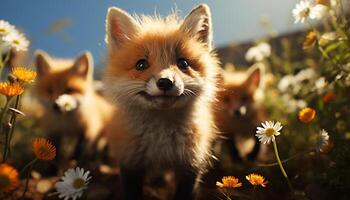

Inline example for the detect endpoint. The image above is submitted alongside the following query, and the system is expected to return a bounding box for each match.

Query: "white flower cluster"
[0,20,29,52]
[245,42,271,62]
[292,0,329,23]
[278,68,318,94]
[278,68,329,112]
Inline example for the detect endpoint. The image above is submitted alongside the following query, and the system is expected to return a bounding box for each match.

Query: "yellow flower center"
[73,178,85,189]
[0,175,10,190]
[0,28,5,33]
[39,145,48,154]
[265,128,275,136]
[302,8,310,17]
[13,39,20,45]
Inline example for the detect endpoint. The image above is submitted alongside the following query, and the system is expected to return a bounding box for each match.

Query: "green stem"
[273,140,294,193]
[0,50,11,79]
[3,50,11,67]
[21,159,36,199]
[222,189,232,200]
[0,99,10,128]
[1,98,13,163]
[4,95,21,162]
[20,158,37,175]
[256,150,314,168]
[252,186,257,200]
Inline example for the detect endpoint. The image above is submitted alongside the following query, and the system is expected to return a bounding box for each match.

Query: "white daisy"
[245,42,271,62]
[294,68,316,83]
[310,4,329,20]
[0,20,15,37]
[256,121,283,144]
[278,75,296,92]
[316,129,330,152]
[293,0,313,23]
[55,94,78,112]
[55,167,91,200]
[2,30,29,51]
[293,1,329,23]
[315,77,327,93]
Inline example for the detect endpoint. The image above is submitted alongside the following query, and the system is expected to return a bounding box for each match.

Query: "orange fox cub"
[216,65,266,161]
[104,4,219,200]
[34,50,114,161]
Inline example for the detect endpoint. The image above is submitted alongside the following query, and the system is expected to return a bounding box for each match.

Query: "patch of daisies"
[0,20,29,52]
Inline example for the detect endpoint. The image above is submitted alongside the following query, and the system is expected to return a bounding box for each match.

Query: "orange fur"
[215,65,267,160]
[103,4,220,199]
[34,50,115,156]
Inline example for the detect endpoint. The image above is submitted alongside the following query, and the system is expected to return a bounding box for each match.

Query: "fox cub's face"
[104,5,218,109]
[218,66,261,121]
[35,50,94,113]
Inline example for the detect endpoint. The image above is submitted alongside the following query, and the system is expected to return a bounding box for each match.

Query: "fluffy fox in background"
[104,4,219,200]
[34,50,114,164]
[215,64,268,162]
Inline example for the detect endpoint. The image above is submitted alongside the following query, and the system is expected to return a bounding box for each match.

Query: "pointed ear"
[71,51,93,79]
[180,4,213,50]
[244,65,262,94]
[105,7,140,48]
[35,50,51,76]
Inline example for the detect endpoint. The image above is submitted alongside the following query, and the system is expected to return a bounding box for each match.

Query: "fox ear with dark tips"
[105,7,140,48]
[72,51,93,80]
[35,50,51,76]
[180,4,213,50]
[245,64,263,94]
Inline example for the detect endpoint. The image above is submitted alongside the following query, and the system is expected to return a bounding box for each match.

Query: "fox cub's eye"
[135,59,149,71]
[65,88,75,94]
[177,58,189,70]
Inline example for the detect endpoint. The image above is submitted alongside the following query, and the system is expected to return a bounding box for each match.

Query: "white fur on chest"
[122,110,195,169]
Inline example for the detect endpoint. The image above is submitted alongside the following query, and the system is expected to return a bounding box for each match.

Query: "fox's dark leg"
[174,169,197,200]
[72,133,86,161]
[120,166,144,200]
[247,137,261,161]
[225,135,242,162]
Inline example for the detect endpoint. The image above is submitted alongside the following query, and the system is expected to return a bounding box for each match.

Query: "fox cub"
[104,4,220,200]
[35,50,114,162]
[216,65,267,161]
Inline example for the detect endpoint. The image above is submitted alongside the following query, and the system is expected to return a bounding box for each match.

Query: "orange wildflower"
[11,67,37,83]
[322,91,336,103]
[0,82,23,97]
[246,173,268,187]
[0,164,20,193]
[298,107,316,123]
[216,176,242,188]
[32,138,56,161]
[303,31,317,50]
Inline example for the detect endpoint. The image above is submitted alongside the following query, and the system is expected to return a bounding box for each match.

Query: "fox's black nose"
[234,109,242,117]
[157,78,174,91]
[53,102,61,112]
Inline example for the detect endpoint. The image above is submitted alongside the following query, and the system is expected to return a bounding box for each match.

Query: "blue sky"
[1,0,304,65]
